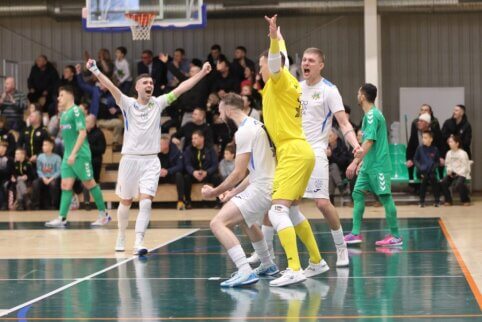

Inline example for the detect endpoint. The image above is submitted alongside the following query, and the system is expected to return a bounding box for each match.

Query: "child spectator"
[32,138,61,210]
[0,142,14,210]
[113,46,132,94]
[414,131,441,207]
[8,148,35,210]
[441,135,471,206]
[219,144,235,179]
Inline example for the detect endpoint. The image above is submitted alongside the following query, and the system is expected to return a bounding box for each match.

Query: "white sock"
[261,225,275,253]
[252,240,274,267]
[135,199,152,235]
[227,244,251,274]
[117,203,131,237]
[331,227,346,248]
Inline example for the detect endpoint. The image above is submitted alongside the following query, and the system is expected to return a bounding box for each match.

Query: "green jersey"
[360,106,391,174]
[60,105,91,162]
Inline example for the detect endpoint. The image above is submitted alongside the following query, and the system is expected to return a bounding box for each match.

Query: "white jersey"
[301,78,344,155]
[235,117,276,187]
[119,94,170,155]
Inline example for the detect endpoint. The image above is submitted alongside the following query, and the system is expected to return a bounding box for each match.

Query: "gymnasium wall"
[0,12,480,189]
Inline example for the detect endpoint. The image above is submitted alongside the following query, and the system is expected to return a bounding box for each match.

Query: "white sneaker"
[303,259,330,278]
[269,268,307,287]
[134,234,148,256]
[45,217,67,228]
[115,234,125,252]
[91,213,111,226]
[336,247,349,267]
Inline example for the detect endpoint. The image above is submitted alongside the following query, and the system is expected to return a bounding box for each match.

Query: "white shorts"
[304,153,329,199]
[115,155,161,200]
[231,184,272,228]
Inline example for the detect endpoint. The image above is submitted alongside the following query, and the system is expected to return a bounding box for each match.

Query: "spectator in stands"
[406,113,444,180]
[212,55,240,97]
[137,49,167,96]
[158,134,185,210]
[0,142,14,210]
[241,66,256,88]
[414,131,441,207]
[207,44,222,69]
[231,46,256,82]
[0,116,17,158]
[18,110,50,165]
[27,55,59,113]
[8,148,35,210]
[172,107,213,149]
[32,138,61,210]
[114,46,132,95]
[211,112,234,157]
[240,83,262,110]
[165,48,190,90]
[59,65,81,104]
[219,143,235,179]
[441,104,472,159]
[410,104,441,138]
[327,129,353,204]
[0,77,28,132]
[241,95,260,121]
[97,48,115,80]
[183,130,221,208]
[441,135,471,206]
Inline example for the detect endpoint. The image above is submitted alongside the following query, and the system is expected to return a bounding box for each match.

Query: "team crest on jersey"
[60,124,72,130]
[312,92,321,100]
[133,103,140,110]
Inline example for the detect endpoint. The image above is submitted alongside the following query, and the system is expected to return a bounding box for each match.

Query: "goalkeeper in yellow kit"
[259,15,328,287]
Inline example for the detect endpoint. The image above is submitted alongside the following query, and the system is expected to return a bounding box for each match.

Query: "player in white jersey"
[86,58,212,255]
[201,93,279,287]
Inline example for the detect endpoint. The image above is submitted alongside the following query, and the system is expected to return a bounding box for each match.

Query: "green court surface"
[1,218,481,321]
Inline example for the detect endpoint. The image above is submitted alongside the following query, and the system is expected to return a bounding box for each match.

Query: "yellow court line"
[439,218,482,310]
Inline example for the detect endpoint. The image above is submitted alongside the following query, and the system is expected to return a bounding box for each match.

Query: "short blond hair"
[303,47,326,63]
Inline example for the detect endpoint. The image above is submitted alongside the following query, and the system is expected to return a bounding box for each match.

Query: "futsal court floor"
[0,200,481,321]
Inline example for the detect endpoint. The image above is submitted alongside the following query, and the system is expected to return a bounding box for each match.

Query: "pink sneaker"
[344,233,363,245]
[375,235,403,247]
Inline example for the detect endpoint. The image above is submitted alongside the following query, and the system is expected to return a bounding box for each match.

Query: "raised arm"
[171,62,211,98]
[265,15,282,76]
[86,59,123,104]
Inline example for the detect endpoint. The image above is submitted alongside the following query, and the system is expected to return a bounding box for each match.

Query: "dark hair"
[224,143,235,155]
[116,46,127,56]
[236,46,247,53]
[221,93,244,110]
[0,141,8,148]
[175,48,185,56]
[456,104,466,112]
[360,83,377,103]
[217,54,230,67]
[211,44,221,51]
[449,134,462,147]
[193,107,206,116]
[43,137,54,145]
[142,50,153,57]
[191,58,203,68]
[422,130,433,138]
[135,73,152,84]
[192,130,205,138]
[260,50,286,68]
[59,85,75,96]
[64,65,75,74]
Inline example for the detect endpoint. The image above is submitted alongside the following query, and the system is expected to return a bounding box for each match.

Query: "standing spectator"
[212,55,241,97]
[137,49,167,96]
[97,48,115,80]
[0,142,14,210]
[18,110,50,165]
[219,144,235,179]
[441,104,472,159]
[172,107,213,149]
[182,130,221,208]
[231,46,256,82]
[0,116,17,158]
[441,135,471,206]
[327,129,353,204]
[0,77,28,132]
[59,65,81,104]
[8,148,35,210]
[158,134,185,210]
[32,138,61,210]
[27,55,59,113]
[114,46,132,94]
[207,44,222,69]
[413,131,441,207]
[241,95,260,121]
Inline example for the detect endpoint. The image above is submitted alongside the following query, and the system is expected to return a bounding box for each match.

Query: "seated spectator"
[114,46,132,94]
[327,129,353,204]
[172,107,213,149]
[241,95,260,121]
[0,77,28,132]
[231,46,256,82]
[137,49,167,96]
[27,55,59,114]
[0,142,14,210]
[211,113,234,157]
[32,138,61,210]
[219,144,235,179]
[441,104,472,159]
[59,65,81,104]
[0,116,17,158]
[8,148,35,210]
[211,54,240,97]
[410,104,441,138]
[240,83,262,110]
[207,44,222,69]
[183,130,221,208]
[441,135,471,206]
[165,48,190,90]
[158,134,185,210]
[414,131,441,207]
[18,110,50,165]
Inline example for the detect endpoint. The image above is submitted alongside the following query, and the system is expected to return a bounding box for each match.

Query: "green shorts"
[61,158,94,182]
[354,171,392,195]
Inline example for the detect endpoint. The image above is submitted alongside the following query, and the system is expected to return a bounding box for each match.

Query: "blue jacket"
[158,143,184,176]
[414,145,440,174]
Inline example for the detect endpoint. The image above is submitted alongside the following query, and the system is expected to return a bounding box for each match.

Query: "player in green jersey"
[344,83,402,247]
[45,86,110,228]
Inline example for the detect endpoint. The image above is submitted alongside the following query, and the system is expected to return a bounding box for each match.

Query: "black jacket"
[27,62,59,100]
[0,155,14,182]
[0,129,17,158]
[158,143,184,176]
[231,58,256,82]
[175,122,214,149]
[87,126,106,161]
[167,64,209,113]
[441,115,472,159]
[183,145,218,176]
[328,138,353,172]
[12,161,35,182]
[137,58,168,96]
[211,71,241,94]
[18,126,50,158]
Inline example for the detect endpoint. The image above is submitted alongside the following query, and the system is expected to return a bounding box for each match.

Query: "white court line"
[0,229,198,318]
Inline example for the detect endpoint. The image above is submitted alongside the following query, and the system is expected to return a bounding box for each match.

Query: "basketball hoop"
[124,12,157,41]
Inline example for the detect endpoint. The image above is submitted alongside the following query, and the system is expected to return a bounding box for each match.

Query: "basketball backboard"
[83,0,206,31]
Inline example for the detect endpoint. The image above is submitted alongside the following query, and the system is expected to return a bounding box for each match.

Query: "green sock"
[351,190,365,235]
[379,194,400,237]
[59,190,73,219]
[89,185,106,212]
